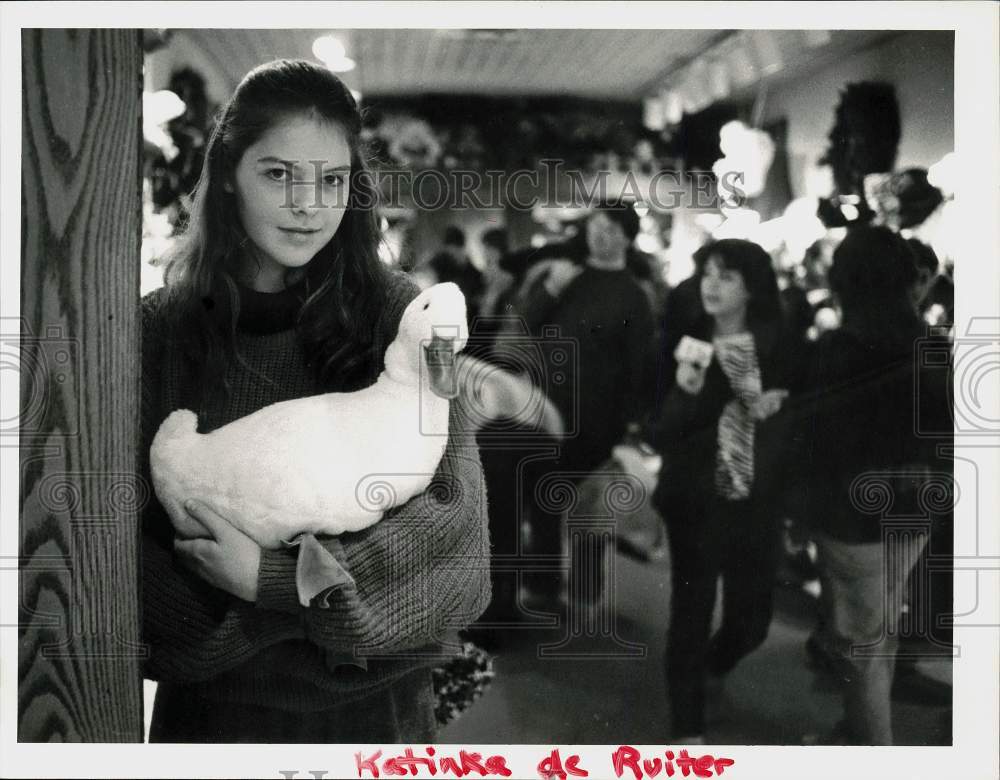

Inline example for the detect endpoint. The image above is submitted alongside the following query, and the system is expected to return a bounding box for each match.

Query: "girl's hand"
[750,388,790,421]
[173,499,261,602]
[676,360,707,395]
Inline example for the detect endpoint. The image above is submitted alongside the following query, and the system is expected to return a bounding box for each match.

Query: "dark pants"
[523,439,612,603]
[148,667,436,743]
[665,494,780,736]
[477,424,545,621]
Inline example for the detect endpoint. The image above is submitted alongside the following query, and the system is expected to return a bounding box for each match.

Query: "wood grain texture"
[19,28,144,743]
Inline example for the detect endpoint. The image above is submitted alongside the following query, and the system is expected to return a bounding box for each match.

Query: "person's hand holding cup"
[673,336,714,396]
[676,361,707,395]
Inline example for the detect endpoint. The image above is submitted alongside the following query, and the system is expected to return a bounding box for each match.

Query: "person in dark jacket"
[648,238,805,742]
[515,201,656,605]
[793,225,951,744]
[427,226,486,322]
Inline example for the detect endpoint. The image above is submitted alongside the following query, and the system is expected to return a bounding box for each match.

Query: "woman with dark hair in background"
[794,225,951,744]
[648,238,805,743]
[140,59,489,743]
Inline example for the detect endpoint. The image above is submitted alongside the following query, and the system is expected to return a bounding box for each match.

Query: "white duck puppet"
[150,282,469,550]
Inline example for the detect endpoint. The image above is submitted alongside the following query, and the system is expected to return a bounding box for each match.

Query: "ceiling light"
[707,61,730,100]
[804,30,832,48]
[661,90,683,124]
[313,35,356,73]
[749,30,784,76]
[322,56,356,73]
[313,35,345,61]
[643,97,666,131]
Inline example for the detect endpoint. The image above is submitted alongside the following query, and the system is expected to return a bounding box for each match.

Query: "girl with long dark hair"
[649,238,803,742]
[140,59,489,742]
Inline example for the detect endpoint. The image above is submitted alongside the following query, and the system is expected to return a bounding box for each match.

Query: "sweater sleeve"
[139,290,306,682]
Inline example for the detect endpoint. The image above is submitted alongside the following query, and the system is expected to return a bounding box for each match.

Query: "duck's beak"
[424,333,459,399]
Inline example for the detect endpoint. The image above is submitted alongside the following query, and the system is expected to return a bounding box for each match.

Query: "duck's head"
[392,282,468,399]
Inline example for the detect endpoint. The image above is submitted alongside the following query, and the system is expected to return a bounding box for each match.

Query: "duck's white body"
[150,283,468,549]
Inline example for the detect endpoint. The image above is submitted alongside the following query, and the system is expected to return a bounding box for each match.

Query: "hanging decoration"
[712,120,776,204]
[927,152,955,199]
[864,168,944,230]
[817,81,901,227]
[142,90,186,161]
[387,119,443,169]
[366,97,675,175]
[145,67,216,216]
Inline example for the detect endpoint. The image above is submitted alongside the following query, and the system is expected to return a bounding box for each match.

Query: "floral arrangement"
[363,96,676,175]
[432,640,495,726]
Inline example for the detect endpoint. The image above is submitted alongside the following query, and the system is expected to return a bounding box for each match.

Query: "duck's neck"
[382,340,424,390]
[377,352,451,434]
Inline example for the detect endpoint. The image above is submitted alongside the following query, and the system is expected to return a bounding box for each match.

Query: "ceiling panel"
[169,28,728,99]
[162,28,897,103]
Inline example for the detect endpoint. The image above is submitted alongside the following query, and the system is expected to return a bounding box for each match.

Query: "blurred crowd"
[413,200,953,746]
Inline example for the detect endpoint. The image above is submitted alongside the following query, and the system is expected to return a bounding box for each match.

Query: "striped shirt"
[713,332,762,500]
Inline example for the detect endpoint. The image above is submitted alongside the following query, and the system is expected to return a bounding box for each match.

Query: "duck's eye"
[422,303,430,311]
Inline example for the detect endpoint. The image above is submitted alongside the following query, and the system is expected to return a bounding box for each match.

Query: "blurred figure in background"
[479,228,513,317]
[906,237,953,329]
[793,226,951,744]
[515,200,656,606]
[895,236,953,706]
[647,238,805,743]
[427,225,486,321]
[464,225,533,637]
[465,227,515,363]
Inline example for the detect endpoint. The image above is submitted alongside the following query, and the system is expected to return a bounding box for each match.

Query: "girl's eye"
[265,168,291,182]
[323,174,345,187]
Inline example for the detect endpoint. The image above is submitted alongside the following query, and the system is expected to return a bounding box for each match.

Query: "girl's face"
[700,255,750,322]
[229,114,352,291]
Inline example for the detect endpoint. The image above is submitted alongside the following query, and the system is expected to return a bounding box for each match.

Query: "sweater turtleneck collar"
[235,273,312,335]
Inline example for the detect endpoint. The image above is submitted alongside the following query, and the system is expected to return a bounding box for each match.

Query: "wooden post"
[18,28,144,742]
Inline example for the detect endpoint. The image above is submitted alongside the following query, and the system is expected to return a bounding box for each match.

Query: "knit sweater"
[140,271,491,712]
